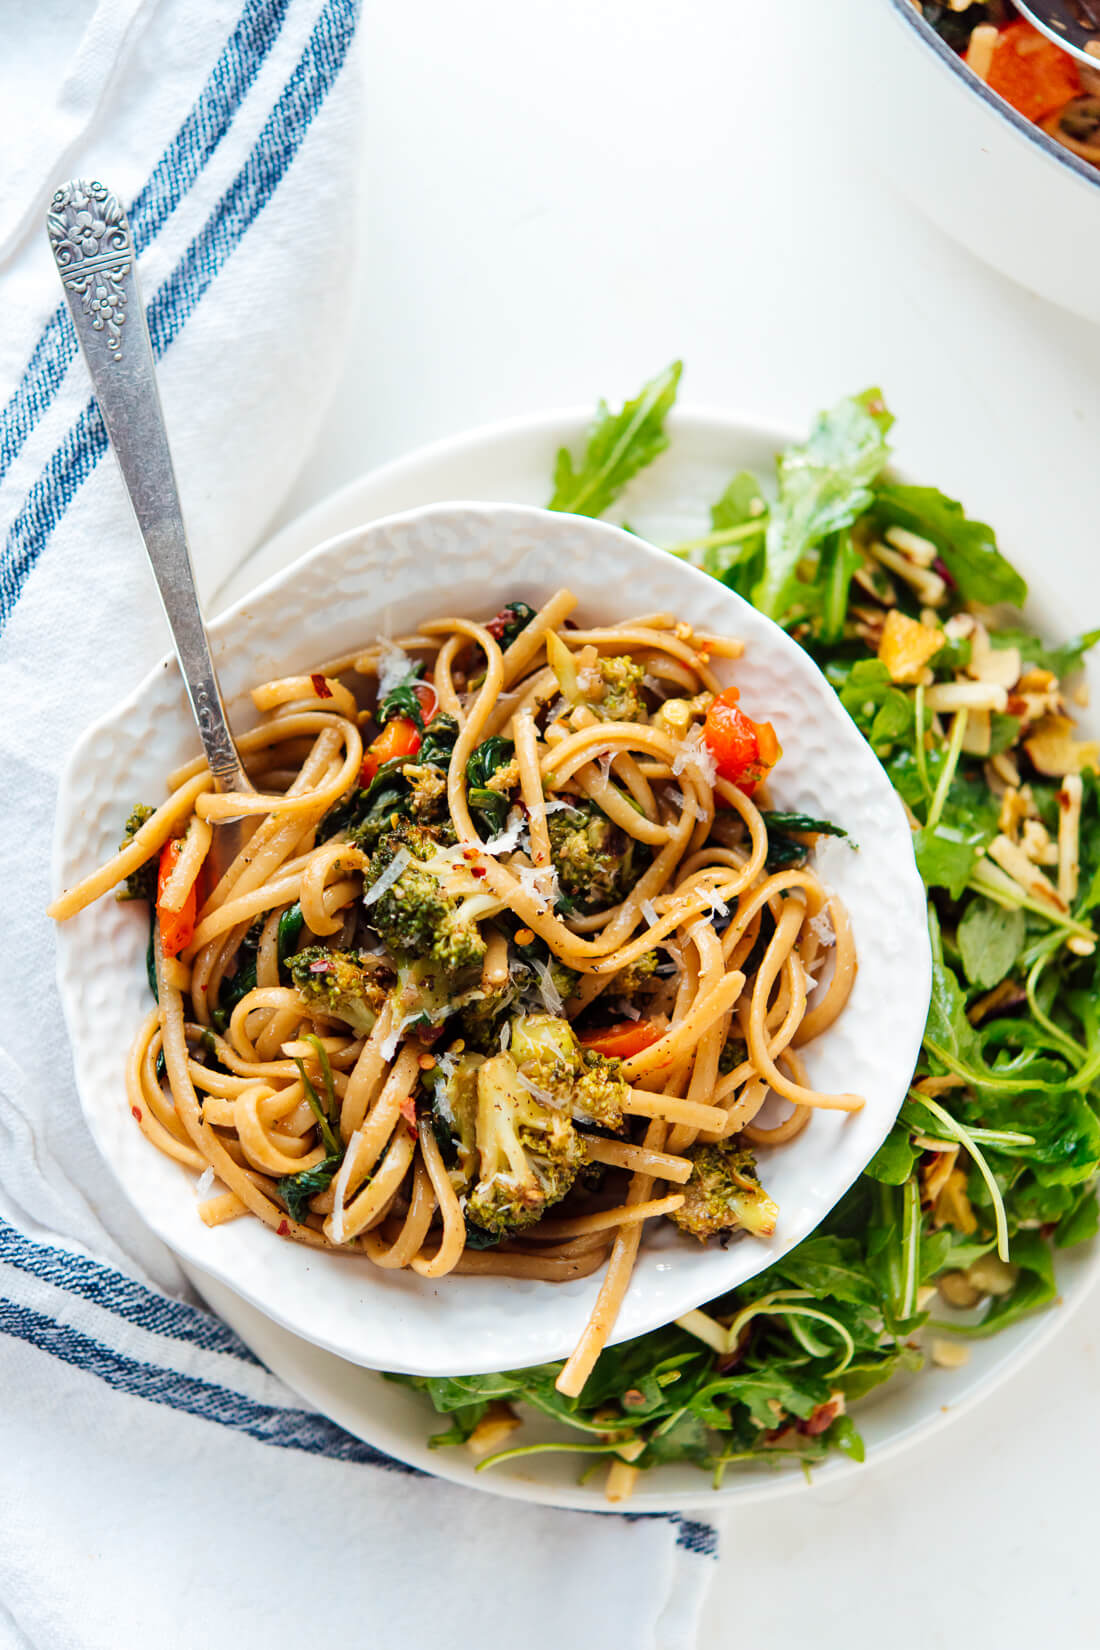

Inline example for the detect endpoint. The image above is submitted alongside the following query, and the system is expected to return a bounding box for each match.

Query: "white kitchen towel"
[0,4,717,1646]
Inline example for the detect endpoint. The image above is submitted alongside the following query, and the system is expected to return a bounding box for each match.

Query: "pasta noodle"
[50,588,861,1389]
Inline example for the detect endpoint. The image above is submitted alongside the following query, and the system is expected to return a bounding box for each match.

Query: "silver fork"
[46,177,251,881]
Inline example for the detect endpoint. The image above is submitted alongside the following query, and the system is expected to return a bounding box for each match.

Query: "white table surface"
[222,4,1100,1645]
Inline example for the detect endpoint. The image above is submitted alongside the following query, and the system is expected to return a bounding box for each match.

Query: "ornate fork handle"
[46,178,248,796]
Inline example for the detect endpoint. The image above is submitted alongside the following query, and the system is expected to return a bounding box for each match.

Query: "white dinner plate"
[186,404,1100,1511]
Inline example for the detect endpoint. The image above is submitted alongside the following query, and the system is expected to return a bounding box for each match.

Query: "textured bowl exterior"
[55,502,930,1375]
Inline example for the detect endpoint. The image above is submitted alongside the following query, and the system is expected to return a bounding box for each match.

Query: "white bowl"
[853,0,1100,322]
[54,502,930,1376]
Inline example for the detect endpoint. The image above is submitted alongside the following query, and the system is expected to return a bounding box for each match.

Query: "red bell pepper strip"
[156,838,197,958]
[702,686,781,796]
[578,1020,662,1060]
[360,714,421,785]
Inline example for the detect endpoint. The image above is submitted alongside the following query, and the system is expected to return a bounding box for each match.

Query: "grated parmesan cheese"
[380,1012,419,1060]
[195,1167,216,1199]
[530,955,564,1014]
[433,1050,459,1087]
[375,638,413,700]
[667,785,703,822]
[515,863,560,911]
[481,807,528,855]
[641,897,659,928]
[363,846,412,906]
[672,725,717,786]
[327,1128,364,1245]
[809,909,835,947]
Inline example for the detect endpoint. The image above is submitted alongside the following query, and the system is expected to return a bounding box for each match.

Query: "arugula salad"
[388,364,1100,1491]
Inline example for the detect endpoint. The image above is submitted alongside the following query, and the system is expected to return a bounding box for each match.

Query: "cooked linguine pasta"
[50,588,860,1389]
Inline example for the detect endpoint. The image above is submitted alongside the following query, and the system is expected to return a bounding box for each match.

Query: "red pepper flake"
[398,1093,418,1129]
[131,1105,142,1122]
[471,865,486,879]
[311,672,334,699]
[277,1219,290,1236]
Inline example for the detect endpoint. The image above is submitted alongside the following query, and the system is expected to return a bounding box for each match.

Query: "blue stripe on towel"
[0,1216,257,1360]
[0,1295,416,1471]
[0,0,358,631]
[0,0,293,488]
[0,1218,718,1544]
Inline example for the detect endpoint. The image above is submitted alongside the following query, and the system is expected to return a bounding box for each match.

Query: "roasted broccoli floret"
[320,714,458,851]
[510,930,580,1010]
[611,950,660,1000]
[590,655,647,722]
[545,633,648,723]
[669,1141,778,1241]
[391,956,488,1032]
[366,823,502,972]
[572,1048,627,1130]
[428,1050,484,1193]
[286,947,394,1037]
[717,1033,748,1076]
[509,1012,627,1130]
[455,973,521,1050]
[464,1051,585,1235]
[117,803,157,902]
[547,800,639,913]
[402,761,448,819]
[509,1013,577,1102]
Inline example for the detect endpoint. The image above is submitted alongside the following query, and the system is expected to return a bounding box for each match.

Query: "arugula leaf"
[989,626,1100,680]
[761,1236,878,1307]
[914,824,983,900]
[818,529,862,644]
[957,898,1026,990]
[925,907,985,1069]
[703,471,769,592]
[694,1368,830,1431]
[832,658,914,754]
[872,483,1027,607]
[864,1125,919,1186]
[989,712,1022,756]
[754,388,894,621]
[548,361,682,517]
[1054,1185,1100,1248]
